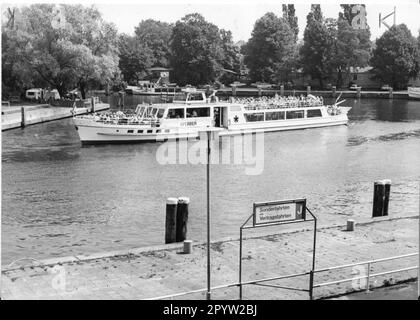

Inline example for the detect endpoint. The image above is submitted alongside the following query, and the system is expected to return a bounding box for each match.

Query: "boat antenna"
[335,91,343,104]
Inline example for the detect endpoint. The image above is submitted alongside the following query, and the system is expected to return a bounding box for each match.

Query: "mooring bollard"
[347,219,355,231]
[257,86,262,97]
[280,85,284,96]
[183,240,193,254]
[307,86,311,95]
[332,86,336,98]
[383,179,391,216]
[356,87,361,98]
[388,87,393,99]
[372,180,386,217]
[176,197,190,242]
[232,85,237,97]
[91,97,95,113]
[165,197,178,244]
[21,106,26,128]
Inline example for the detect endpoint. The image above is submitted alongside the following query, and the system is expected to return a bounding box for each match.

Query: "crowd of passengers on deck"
[231,94,324,110]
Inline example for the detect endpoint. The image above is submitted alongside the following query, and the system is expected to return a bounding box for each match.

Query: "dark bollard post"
[21,106,26,128]
[389,87,393,99]
[372,180,385,217]
[383,179,391,216]
[280,85,284,96]
[91,97,95,113]
[176,197,190,242]
[257,86,262,97]
[356,87,361,98]
[307,86,311,95]
[232,85,237,97]
[165,197,178,244]
[332,86,336,98]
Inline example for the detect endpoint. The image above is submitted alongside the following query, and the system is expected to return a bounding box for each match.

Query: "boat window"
[265,111,285,121]
[174,92,188,101]
[167,108,184,119]
[144,107,153,117]
[127,130,134,133]
[147,129,153,133]
[230,106,242,112]
[244,113,264,122]
[286,110,304,119]
[188,93,205,101]
[151,108,158,116]
[137,130,143,133]
[138,106,145,116]
[186,107,210,118]
[157,109,165,118]
[307,109,322,118]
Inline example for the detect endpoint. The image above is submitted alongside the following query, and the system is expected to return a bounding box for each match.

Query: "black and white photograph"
[1,0,420,306]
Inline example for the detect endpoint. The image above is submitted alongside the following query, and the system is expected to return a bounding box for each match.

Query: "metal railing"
[312,252,418,293]
[145,252,418,300]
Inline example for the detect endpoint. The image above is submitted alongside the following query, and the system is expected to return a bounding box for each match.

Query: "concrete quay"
[1,103,110,131]
[1,216,418,300]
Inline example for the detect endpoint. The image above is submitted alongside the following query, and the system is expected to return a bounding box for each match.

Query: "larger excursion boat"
[73,89,351,144]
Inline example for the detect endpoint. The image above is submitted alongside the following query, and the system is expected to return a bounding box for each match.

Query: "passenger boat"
[73,89,351,144]
[408,87,420,99]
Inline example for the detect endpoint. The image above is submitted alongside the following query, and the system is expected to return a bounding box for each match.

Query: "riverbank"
[1,103,109,131]
[216,87,411,100]
[2,216,418,300]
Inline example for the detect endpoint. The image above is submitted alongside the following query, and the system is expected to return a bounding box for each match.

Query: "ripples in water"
[347,129,420,146]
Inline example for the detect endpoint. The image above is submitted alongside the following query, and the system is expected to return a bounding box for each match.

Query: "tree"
[2,4,119,98]
[118,34,155,84]
[243,12,296,83]
[330,18,371,88]
[134,19,172,67]
[170,13,224,86]
[371,24,419,89]
[282,4,299,41]
[218,29,242,84]
[300,6,335,88]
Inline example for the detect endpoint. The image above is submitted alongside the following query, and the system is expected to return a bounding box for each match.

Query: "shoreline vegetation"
[2,4,420,102]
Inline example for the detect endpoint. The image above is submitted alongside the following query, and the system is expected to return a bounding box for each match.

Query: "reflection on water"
[2,97,420,264]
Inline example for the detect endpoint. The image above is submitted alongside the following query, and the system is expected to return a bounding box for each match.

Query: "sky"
[2,0,420,42]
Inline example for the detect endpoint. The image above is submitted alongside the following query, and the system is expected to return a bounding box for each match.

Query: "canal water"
[2,96,420,265]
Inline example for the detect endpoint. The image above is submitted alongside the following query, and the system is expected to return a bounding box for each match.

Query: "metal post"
[310,215,317,300]
[366,262,371,292]
[206,130,211,300]
[239,227,243,300]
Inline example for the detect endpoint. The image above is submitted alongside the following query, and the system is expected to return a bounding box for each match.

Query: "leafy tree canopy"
[170,13,226,86]
[244,12,297,84]
[300,6,335,88]
[2,4,119,98]
[371,24,419,89]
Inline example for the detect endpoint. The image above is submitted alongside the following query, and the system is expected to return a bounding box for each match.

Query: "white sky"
[2,0,420,42]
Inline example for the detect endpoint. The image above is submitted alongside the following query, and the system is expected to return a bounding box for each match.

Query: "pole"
[206,130,211,300]
[310,216,317,300]
[239,227,243,300]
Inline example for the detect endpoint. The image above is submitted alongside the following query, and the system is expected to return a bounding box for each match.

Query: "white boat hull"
[74,110,350,144]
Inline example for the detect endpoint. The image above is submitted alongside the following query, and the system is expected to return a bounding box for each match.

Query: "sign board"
[253,199,306,226]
